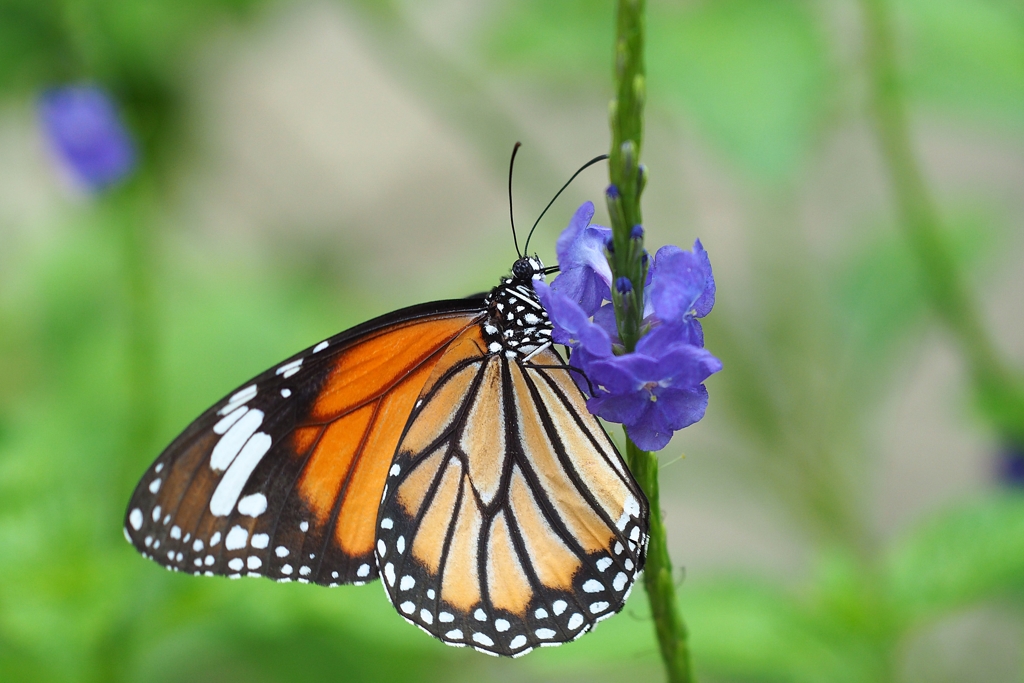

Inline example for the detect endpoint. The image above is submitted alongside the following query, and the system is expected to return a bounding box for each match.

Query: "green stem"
[630,441,693,683]
[608,2,693,681]
[860,0,1024,444]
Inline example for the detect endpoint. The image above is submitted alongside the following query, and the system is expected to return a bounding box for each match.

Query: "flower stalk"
[608,1,694,681]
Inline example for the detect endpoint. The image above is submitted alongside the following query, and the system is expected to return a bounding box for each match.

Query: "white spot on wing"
[152,505,161,522]
[596,557,613,572]
[228,558,243,571]
[210,531,221,547]
[275,546,289,558]
[357,563,370,578]
[193,539,204,552]
[509,635,527,649]
[399,575,415,591]
[445,629,463,640]
[250,533,269,549]
[380,518,393,529]
[313,341,328,353]
[300,521,309,532]
[495,619,510,632]
[552,600,567,615]
[474,608,487,621]
[224,525,248,550]
[536,628,556,639]
[568,613,584,630]
[219,385,257,415]
[210,409,264,471]
[129,508,143,530]
[247,556,262,570]
[535,608,548,619]
[213,406,248,435]
[237,493,268,517]
[276,359,303,378]
[209,432,272,516]
[384,563,395,586]
[613,572,628,591]
[589,601,609,613]
[583,579,603,593]
[471,633,493,647]
[400,601,415,614]
[420,609,433,624]
[148,478,161,494]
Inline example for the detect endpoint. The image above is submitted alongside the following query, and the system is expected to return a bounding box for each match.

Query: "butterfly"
[123,148,650,658]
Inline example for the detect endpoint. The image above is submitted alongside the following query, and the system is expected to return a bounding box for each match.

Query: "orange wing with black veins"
[123,299,486,586]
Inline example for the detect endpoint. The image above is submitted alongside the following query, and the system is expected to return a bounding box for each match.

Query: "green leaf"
[886,493,1024,621]
[683,578,882,683]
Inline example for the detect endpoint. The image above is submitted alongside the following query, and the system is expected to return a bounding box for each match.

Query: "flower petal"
[588,391,647,427]
[550,202,612,314]
[691,239,716,317]
[652,385,709,432]
[649,245,707,323]
[534,280,613,356]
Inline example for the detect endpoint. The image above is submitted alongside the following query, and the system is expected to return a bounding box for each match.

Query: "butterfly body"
[125,257,648,658]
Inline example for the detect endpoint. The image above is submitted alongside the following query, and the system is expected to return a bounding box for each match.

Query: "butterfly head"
[511,256,545,282]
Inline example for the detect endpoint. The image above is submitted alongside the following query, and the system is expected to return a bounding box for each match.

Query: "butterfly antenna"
[523,153,608,255]
[509,141,523,258]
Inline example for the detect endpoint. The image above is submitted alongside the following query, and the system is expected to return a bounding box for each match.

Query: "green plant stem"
[860,0,1024,444]
[607,2,693,681]
[630,441,693,683]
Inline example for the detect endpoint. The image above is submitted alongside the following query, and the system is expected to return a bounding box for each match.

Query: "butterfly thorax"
[481,257,553,361]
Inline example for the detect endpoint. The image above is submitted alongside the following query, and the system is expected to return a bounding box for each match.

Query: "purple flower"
[534,280,613,357]
[38,85,137,192]
[536,202,721,451]
[549,202,612,316]
[585,338,722,451]
[645,240,716,347]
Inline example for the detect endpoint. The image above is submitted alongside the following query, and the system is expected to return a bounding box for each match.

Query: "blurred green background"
[2,0,1024,681]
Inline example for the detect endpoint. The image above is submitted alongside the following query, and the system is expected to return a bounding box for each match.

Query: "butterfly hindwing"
[375,345,648,657]
[123,299,486,585]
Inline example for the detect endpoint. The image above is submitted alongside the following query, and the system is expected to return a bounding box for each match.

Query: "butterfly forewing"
[375,345,648,657]
[123,299,486,585]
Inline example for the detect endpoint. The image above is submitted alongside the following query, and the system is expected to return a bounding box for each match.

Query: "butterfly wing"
[375,345,648,657]
[123,298,486,585]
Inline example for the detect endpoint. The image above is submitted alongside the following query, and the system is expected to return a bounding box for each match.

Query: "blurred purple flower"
[997,443,1024,487]
[38,85,137,192]
[549,202,612,316]
[535,203,721,450]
